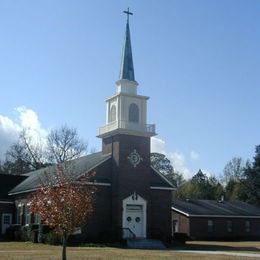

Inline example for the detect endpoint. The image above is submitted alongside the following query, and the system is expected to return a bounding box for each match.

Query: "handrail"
[122,227,136,239]
[98,120,156,136]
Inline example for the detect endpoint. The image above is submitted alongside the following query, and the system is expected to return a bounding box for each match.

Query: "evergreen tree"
[176,169,224,200]
[240,145,260,205]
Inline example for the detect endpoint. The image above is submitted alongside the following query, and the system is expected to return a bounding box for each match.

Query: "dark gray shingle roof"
[172,199,260,217]
[9,152,111,195]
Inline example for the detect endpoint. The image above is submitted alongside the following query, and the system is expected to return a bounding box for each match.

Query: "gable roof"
[9,152,111,196]
[150,166,175,190]
[8,150,175,196]
[172,199,260,218]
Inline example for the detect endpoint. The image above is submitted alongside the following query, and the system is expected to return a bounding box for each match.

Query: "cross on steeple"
[119,8,135,81]
[124,8,133,23]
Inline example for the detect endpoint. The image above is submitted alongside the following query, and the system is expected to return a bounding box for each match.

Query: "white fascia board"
[9,181,111,196]
[189,215,260,219]
[8,188,37,196]
[0,201,14,204]
[83,182,111,187]
[150,186,175,191]
[171,207,260,218]
[150,166,176,189]
[106,93,149,101]
[171,207,190,217]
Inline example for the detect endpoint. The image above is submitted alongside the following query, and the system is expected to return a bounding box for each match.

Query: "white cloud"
[0,106,47,161]
[151,136,166,155]
[16,106,48,145]
[151,137,194,179]
[201,169,215,178]
[0,115,21,160]
[190,150,199,161]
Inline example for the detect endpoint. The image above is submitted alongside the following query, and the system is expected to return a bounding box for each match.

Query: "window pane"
[3,215,11,224]
[129,103,139,123]
[227,220,232,233]
[245,220,250,232]
[110,105,116,122]
[208,220,214,233]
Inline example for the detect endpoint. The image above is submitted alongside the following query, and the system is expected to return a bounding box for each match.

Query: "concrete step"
[127,238,166,249]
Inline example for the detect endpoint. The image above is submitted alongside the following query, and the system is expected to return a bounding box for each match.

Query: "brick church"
[2,11,174,242]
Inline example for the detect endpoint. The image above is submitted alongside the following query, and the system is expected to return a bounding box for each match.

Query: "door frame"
[2,213,12,235]
[122,192,147,238]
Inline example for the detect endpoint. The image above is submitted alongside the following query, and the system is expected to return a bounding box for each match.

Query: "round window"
[127,217,132,222]
[135,217,141,223]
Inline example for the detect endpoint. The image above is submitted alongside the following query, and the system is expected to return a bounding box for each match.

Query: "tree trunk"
[38,222,43,243]
[62,233,67,260]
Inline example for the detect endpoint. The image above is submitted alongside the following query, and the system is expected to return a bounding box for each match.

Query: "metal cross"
[124,8,133,22]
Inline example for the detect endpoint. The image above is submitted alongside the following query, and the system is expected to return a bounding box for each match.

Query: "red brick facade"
[172,210,260,240]
[102,134,172,241]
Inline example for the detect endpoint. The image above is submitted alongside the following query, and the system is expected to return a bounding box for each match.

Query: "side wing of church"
[5,12,174,243]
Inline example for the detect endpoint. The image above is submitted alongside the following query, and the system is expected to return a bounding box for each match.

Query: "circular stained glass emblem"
[127,149,143,168]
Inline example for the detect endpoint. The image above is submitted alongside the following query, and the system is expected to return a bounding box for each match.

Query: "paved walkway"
[176,250,260,258]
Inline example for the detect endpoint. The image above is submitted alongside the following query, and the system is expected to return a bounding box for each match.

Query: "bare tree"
[47,125,88,164]
[222,157,245,185]
[5,142,31,174]
[4,126,88,174]
[19,129,47,169]
[4,130,46,174]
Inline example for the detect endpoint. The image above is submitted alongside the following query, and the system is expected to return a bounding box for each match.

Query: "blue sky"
[0,0,259,179]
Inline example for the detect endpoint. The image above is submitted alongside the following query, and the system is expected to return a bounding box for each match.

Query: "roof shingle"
[172,199,260,217]
[9,152,111,195]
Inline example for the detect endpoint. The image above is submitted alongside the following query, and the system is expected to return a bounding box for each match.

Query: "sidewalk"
[176,250,260,258]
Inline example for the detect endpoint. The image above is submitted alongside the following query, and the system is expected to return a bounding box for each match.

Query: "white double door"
[125,205,143,237]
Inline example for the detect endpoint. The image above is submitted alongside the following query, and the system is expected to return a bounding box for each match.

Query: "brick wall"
[190,217,260,240]
[172,211,190,236]
[82,186,112,241]
[103,134,152,235]
[172,210,260,240]
[150,190,172,241]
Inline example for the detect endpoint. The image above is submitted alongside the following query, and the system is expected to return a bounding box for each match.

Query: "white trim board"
[9,182,111,196]
[150,166,176,189]
[171,207,260,218]
[150,186,175,191]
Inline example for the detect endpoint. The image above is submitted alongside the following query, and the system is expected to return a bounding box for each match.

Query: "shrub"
[174,233,189,243]
[5,225,22,241]
[44,231,62,245]
[20,225,31,241]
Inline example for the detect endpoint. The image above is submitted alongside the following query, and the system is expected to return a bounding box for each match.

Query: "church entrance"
[122,193,147,238]
[125,205,143,237]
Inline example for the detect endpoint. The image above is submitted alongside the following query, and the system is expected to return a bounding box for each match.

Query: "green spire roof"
[119,16,135,81]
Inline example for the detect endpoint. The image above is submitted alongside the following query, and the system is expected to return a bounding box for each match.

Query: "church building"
[5,11,174,243]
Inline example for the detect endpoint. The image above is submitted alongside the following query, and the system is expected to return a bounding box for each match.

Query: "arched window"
[129,103,139,123]
[110,105,116,122]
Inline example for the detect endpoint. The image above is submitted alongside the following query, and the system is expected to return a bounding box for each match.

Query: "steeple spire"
[119,8,135,81]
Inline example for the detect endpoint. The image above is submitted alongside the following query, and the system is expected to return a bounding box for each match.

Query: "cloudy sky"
[0,1,259,179]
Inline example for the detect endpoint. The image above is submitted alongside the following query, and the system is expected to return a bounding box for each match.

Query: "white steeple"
[97,9,156,139]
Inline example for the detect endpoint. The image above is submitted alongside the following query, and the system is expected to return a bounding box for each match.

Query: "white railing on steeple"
[97,120,155,136]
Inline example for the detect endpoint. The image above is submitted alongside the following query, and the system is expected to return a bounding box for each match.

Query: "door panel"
[125,205,143,237]
[2,214,12,234]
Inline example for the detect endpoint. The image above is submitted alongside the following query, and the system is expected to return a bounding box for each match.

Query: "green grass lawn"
[0,241,259,259]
